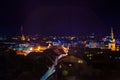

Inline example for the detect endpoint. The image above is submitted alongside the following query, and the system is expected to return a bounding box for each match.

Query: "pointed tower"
[27,36,30,42]
[111,27,114,40]
[108,27,116,51]
[20,26,26,41]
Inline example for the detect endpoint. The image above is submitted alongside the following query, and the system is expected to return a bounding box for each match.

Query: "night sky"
[0,0,120,36]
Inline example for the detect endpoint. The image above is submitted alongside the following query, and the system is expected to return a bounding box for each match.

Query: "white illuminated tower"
[108,27,116,51]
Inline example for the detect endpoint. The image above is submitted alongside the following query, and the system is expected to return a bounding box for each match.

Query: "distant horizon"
[0,30,119,39]
[0,26,119,38]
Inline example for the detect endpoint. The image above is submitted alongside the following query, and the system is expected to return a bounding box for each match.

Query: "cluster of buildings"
[0,27,120,56]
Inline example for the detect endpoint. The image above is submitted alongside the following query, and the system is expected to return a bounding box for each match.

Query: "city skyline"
[0,0,120,36]
[1,1,120,79]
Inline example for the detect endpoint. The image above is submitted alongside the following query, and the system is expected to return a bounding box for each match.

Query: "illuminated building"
[20,26,26,41]
[32,44,51,52]
[21,34,26,41]
[108,27,116,51]
[14,43,33,56]
[27,36,30,42]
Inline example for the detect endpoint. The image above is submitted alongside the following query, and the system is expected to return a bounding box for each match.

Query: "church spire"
[108,27,116,51]
[21,25,23,35]
[111,27,114,40]
[20,26,26,41]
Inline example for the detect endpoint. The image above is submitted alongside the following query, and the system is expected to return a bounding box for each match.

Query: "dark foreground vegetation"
[0,46,120,80]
